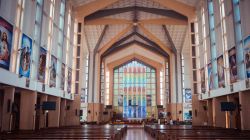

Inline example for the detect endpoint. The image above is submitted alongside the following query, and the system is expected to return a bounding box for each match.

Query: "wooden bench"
[0,124,127,140]
[145,124,250,140]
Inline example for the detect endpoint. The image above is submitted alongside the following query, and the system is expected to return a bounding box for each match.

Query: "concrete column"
[47,96,60,127]
[94,53,101,103]
[59,99,66,126]
[39,94,47,129]
[87,103,94,122]
[192,95,207,126]
[212,96,227,128]
[88,51,95,103]
[207,99,213,126]
[19,90,37,130]
[1,87,15,132]
[65,97,80,126]
[239,91,250,130]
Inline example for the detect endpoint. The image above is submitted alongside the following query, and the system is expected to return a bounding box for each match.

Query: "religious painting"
[67,68,72,93]
[0,16,13,70]
[244,46,250,78]
[184,88,192,103]
[217,55,225,87]
[19,34,32,78]
[228,47,237,83]
[61,63,65,90]
[49,55,57,87]
[200,68,206,93]
[207,63,213,90]
[37,47,46,83]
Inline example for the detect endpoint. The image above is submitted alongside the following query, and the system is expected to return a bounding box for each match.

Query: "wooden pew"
[0,124,127,140]
[145,124,250,140]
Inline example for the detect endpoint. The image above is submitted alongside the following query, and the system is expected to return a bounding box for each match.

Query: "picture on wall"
[200,68,206,93]
[244,41,250,78]
[49,55,57,87]
[19,34,32,78]
[185,88,192,103]
[118,95,123,106]
[228,47,237,83]
[208,63,213,90]
[37,47,47,83]
[217,55,225,87]
[61,63,65,90]
[67,68,72,93]
[0,16,13,70]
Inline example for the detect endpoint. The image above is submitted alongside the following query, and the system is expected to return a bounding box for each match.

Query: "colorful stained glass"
[113,60,156,118]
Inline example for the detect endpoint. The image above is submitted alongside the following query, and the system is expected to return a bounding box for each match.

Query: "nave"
[1,124,250,140]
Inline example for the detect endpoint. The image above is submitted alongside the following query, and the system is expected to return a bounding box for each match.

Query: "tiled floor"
[123,125,155,140]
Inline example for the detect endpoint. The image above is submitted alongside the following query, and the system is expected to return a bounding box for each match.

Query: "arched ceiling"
[73,0,198,56]
[104,43,166,66]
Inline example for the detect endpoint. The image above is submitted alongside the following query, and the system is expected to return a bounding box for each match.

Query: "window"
[113,60,156,118]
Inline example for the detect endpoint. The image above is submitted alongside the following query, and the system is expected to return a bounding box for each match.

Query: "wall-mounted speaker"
[7,99,11,113]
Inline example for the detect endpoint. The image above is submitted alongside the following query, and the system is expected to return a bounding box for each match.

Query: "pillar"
[1,87,15,132]
[239,91,250,130]
[59,98,66,126]
[88,51,95,103]
[47,96,60,127]
[65,97,80,126]
[19,90,37,130]
[212,96,227,128]
[192,95,207,126]
[206,99,213,126]
[39,94,47,129]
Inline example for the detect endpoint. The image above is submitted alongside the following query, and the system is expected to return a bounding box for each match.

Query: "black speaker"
[88,110,91,114]
[167,112,171,116]
[179,110,182,114]
[79,110,83,116]
[189,110,192,116]
[221,102,236,111]
[203,105,207,111]
[75,109,78,116]
[7,100,11,113]
[66,105,70,110]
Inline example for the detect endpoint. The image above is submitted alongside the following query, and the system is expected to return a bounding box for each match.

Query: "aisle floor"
[123,125,155,140]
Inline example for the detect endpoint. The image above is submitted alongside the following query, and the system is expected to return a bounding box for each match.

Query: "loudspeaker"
[167,112,171,116]
[189,110,192,116]
[66,105,70,110]
[79,110,83,116]
[179,111,182,114]
[7,99,11,113]
[75,109,78,116]
[203,105,207,111]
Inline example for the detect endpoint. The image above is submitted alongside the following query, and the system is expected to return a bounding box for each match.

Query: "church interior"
[0,0,250,139]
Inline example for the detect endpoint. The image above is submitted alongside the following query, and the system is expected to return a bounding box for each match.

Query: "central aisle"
[123,125,155,140]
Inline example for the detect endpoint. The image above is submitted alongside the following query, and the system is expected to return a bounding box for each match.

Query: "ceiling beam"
[139,18,187,25]
[162,25,177,53]
[85,18,132,25]
[138,24,172,55]
[152,0,195,19]
[75,0,119,19]
[102,40,168,58]
[94,25,109,51]
[85,6,187,21]
[134,32,168,56]
[98,24,133,54]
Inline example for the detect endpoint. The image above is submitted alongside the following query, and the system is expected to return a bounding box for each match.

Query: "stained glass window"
[113,60,156,118]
